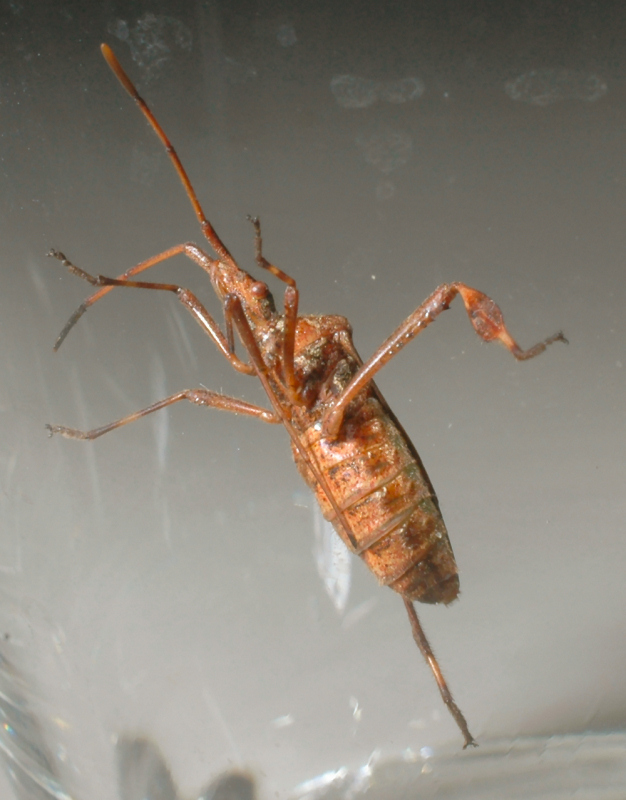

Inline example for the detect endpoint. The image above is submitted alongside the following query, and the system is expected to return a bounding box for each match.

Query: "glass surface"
[1,1,625,798]
[291,734,626,799]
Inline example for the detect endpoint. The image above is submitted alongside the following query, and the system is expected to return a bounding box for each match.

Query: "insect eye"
[251,281,269,297]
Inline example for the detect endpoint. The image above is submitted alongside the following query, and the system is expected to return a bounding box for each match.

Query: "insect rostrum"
[47,44,566,748]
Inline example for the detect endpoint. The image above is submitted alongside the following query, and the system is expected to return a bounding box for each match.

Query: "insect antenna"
[100,44,236,269]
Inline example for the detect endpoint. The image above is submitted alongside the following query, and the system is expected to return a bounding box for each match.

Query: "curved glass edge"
[290,733,626,800]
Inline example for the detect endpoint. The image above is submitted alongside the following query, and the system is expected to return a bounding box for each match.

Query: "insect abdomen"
[293,395,459,605]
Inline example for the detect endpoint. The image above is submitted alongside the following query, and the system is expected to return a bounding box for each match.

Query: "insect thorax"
[291,315,359,412]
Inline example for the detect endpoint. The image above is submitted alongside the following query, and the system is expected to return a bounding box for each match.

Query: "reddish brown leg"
[222,294,282,397]
[53,242,219,320]
[247,216,301,403]
[324,282,567,437]
[48,250,254,375]
[46,388,279,441]
[403,599,476,748]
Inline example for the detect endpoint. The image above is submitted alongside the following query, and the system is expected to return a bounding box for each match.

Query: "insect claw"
[47,248,72,268]
[45,423,75,438]
[47,248,100,285]
[509,328,568,361]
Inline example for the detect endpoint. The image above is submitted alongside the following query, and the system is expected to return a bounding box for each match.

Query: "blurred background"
[1,0,625,797]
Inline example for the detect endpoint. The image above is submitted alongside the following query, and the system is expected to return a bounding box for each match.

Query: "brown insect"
[47,44,566,748]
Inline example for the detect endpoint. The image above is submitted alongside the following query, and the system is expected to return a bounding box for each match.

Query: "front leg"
[48,250,255,375]
[247,216,301,403]
[324,282,567,438]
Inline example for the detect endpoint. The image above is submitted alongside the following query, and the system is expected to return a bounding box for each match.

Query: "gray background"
[1,0,625,797]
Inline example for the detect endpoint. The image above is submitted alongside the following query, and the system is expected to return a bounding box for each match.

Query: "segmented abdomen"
[292,395,459,605]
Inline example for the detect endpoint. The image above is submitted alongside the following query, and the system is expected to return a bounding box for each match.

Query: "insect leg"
[53,241,219,314]
[46,389,279,441]
[324,282,566,437]
[48,250,254,375]
[247,216,301,402]
[403,598,476,748]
